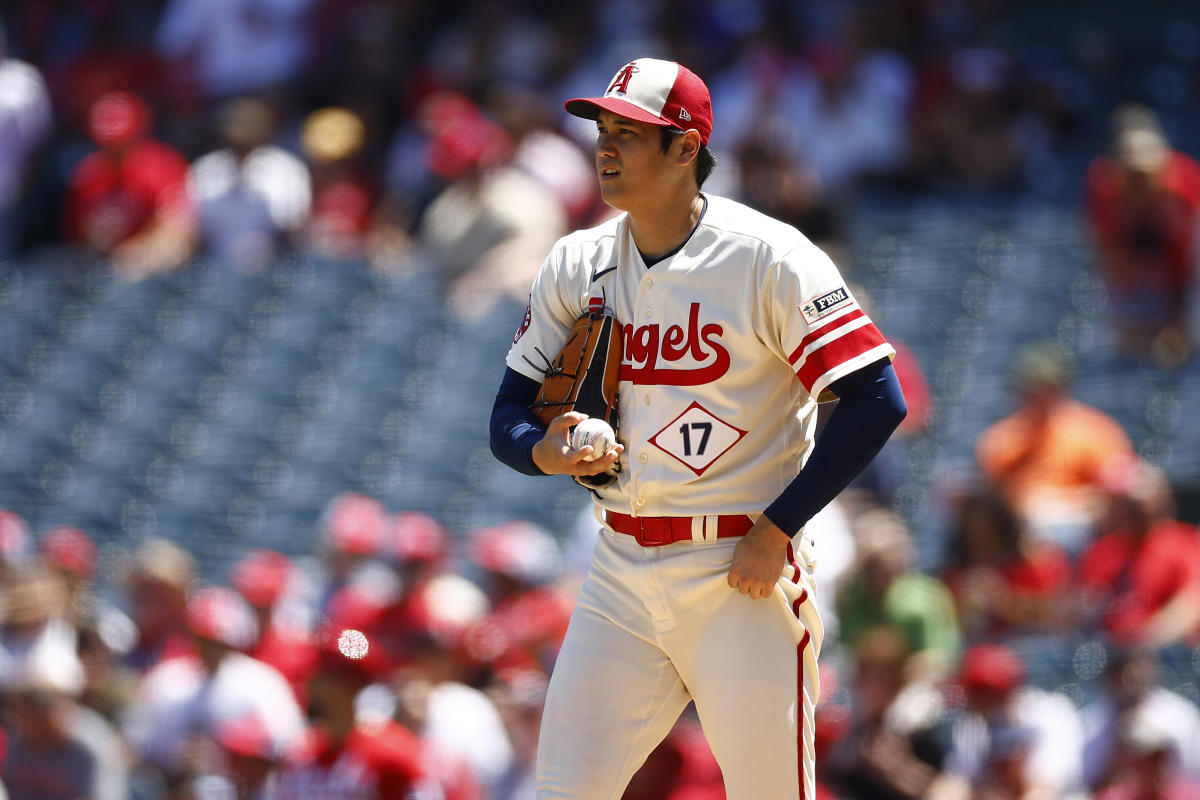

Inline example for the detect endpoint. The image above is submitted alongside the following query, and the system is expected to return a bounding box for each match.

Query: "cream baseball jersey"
[508,193,894,520]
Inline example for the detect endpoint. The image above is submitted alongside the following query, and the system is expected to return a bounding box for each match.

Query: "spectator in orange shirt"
[976,341,1135,554]
[1076,458,1200,648]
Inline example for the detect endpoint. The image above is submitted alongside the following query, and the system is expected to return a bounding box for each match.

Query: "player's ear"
[675,129,701,168]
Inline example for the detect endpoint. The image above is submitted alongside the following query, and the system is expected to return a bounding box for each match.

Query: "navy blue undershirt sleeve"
[490,367,548,476]
[763,358,907,535]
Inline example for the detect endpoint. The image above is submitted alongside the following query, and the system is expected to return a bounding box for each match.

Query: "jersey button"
[643,395,651,405]
[644,278,653,288]
[635,496,646,507]
[643,308,653,318]
[638,453,648,463]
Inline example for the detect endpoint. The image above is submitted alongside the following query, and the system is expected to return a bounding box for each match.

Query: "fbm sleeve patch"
[799,286,852,324]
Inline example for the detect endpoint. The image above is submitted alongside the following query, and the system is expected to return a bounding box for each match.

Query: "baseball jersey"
[507,193,894,519]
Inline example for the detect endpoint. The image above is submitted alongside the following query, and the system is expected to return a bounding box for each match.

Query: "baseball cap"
[215,712,277,760]
[958,643,1025,695]
[565,58,713,146]
[231,548,293,608]
[39,525,98,578]
[388,511,449,565]
[87,91,152,148]
[314,627,391,686]
[187,586,258,650]
[320,492,387,556]
[469,520,561,585]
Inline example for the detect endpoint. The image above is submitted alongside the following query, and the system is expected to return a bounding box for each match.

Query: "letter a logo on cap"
[607,62,638,95]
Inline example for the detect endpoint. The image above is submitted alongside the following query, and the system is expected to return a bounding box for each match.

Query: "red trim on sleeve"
[795,324,888,391]
[788,309,866,366]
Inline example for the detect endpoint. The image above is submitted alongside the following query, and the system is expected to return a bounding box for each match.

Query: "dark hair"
[949,488,1024,566]
[660,127,717,188]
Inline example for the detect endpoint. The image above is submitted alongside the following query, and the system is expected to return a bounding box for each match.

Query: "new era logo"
[678,107,692,121]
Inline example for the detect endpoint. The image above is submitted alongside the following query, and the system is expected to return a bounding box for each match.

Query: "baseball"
[571,418,617,461]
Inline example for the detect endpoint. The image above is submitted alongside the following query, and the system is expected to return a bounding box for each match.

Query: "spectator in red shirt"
[1076,458,1200,648]
[942,488,1072,641]
[460,521,572,678]
[66,91,194,279]
[231,548,317,704]
[1085,104,1200,364]
[275,628,435,800]
[314,492,390,617]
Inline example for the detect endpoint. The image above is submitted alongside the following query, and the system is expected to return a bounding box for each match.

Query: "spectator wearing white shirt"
[394,629,516,796]
[1,619,128,800]
[1082,648,1200,791]
[155,0,316,101]
[930,643,1086,800]
[122,587,305,784]
[189,97,311,271]
[0,23,52,257]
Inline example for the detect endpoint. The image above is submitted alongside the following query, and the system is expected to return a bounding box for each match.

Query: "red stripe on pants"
[793,595,812,800]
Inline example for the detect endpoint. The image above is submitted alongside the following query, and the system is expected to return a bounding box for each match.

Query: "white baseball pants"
[537,524,823,800]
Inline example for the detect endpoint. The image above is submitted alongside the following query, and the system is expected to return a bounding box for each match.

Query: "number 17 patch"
[649,401,747,475]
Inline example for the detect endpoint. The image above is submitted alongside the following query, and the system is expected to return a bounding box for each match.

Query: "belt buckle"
[636,518,673,546]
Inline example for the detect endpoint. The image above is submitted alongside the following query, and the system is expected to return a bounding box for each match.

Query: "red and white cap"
[388,511,449,565]
[320,492,387,556]
[40,525,97,577]
[565,58,713,146]
[187,586,258,650]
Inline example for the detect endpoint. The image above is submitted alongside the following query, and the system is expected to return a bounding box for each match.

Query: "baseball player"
[490,57,908,799]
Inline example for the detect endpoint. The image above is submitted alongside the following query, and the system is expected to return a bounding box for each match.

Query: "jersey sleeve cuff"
[808,343,896,403]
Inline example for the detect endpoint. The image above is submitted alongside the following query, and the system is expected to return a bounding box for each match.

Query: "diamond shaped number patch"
[649,402,747,476]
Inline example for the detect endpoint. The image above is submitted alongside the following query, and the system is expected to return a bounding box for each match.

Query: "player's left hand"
[727,517,792,600]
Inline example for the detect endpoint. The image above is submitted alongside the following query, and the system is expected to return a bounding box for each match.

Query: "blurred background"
[1,1,1200,799]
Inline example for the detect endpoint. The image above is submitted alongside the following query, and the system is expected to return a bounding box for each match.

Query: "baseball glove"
[524,303,622,489]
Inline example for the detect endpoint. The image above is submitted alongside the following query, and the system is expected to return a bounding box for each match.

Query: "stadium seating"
[2,197,1199,696]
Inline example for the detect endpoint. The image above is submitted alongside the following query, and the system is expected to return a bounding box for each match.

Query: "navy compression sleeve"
[490,367,547,476]
[763,358,907,535]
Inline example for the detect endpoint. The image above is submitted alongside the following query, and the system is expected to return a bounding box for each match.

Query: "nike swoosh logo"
[591,265,617,283]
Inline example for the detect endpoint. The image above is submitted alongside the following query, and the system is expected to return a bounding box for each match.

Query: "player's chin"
[598,182,632,209]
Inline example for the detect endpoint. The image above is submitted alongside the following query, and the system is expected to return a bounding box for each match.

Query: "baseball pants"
[537,521,823,800]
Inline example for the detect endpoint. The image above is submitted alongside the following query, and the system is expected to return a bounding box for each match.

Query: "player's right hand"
[532,412,624,477]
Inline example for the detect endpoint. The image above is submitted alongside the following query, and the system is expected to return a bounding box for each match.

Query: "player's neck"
[627,191,705,260]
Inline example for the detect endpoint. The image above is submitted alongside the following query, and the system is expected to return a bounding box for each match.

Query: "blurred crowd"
[2,341,1200,800]
[2,1,1195,328]
[2,0,1200,799]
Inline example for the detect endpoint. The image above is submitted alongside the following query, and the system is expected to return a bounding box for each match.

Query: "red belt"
[605,510,754,547]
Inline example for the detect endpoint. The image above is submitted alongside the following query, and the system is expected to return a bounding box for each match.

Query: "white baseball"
[571,418,617,462]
